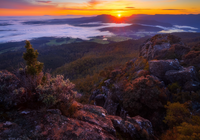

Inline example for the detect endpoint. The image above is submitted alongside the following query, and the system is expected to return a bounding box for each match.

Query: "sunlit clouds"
[0,0,200,16]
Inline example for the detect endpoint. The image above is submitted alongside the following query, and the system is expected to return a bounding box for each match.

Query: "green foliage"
[23,41,43,76]
[164,102,190,128]
[39,94,56,108]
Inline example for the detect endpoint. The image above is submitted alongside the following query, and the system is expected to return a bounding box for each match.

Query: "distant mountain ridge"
[23,14,200,33]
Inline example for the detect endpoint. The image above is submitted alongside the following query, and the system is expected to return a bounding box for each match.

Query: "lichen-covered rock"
[0,102,158,140]
[74,105,116,136]
[165,66,199,86]
[139,34,186,60]
[83,104,108,117]
[127,116,154,138]
[108,115,155,140]
[0,108,117,140]
[149,59,182,80]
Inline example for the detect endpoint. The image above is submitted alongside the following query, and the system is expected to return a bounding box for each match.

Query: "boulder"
[74,105,116,136]
[184,80,200,91]
[108,115,155,140]
[149,59,182,79]
[127,116,154,137]
[94,94,107,107]
[139,34,186,60]
[165,66,199,85]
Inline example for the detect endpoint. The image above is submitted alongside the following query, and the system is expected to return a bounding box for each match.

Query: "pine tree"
[23,41,43,76]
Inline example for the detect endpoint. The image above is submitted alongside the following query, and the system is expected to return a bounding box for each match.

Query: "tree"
[23,41,43,76]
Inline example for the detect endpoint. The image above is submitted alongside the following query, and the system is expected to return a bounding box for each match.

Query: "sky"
[0,0,200,16]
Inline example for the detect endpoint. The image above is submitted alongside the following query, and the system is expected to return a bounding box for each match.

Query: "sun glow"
[118,14,121,18]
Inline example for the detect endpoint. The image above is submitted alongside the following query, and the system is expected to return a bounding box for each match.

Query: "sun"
[118,14,121,18]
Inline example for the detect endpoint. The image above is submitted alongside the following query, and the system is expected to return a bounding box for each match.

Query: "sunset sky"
[0,0,200,16]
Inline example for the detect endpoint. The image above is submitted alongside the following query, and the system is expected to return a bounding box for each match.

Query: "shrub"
[177,122,200,140]
[164,102,190,128]
[192,43,200,51]
[162,121,200,140]
[36,75,77,108]
[123,75,168,117]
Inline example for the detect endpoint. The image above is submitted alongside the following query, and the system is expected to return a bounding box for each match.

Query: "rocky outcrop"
[0,109,116,140]
[165,66,198,85]
[139,34,189,60]
[149,59,200,90]
[165,66,200,90]
[0,102,155,140]
[149,59,182,79]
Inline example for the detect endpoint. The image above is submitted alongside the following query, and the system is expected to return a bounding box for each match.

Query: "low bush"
[36,75,77,108]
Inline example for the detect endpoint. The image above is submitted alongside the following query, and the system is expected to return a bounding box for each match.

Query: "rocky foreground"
[0,101,155,140]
